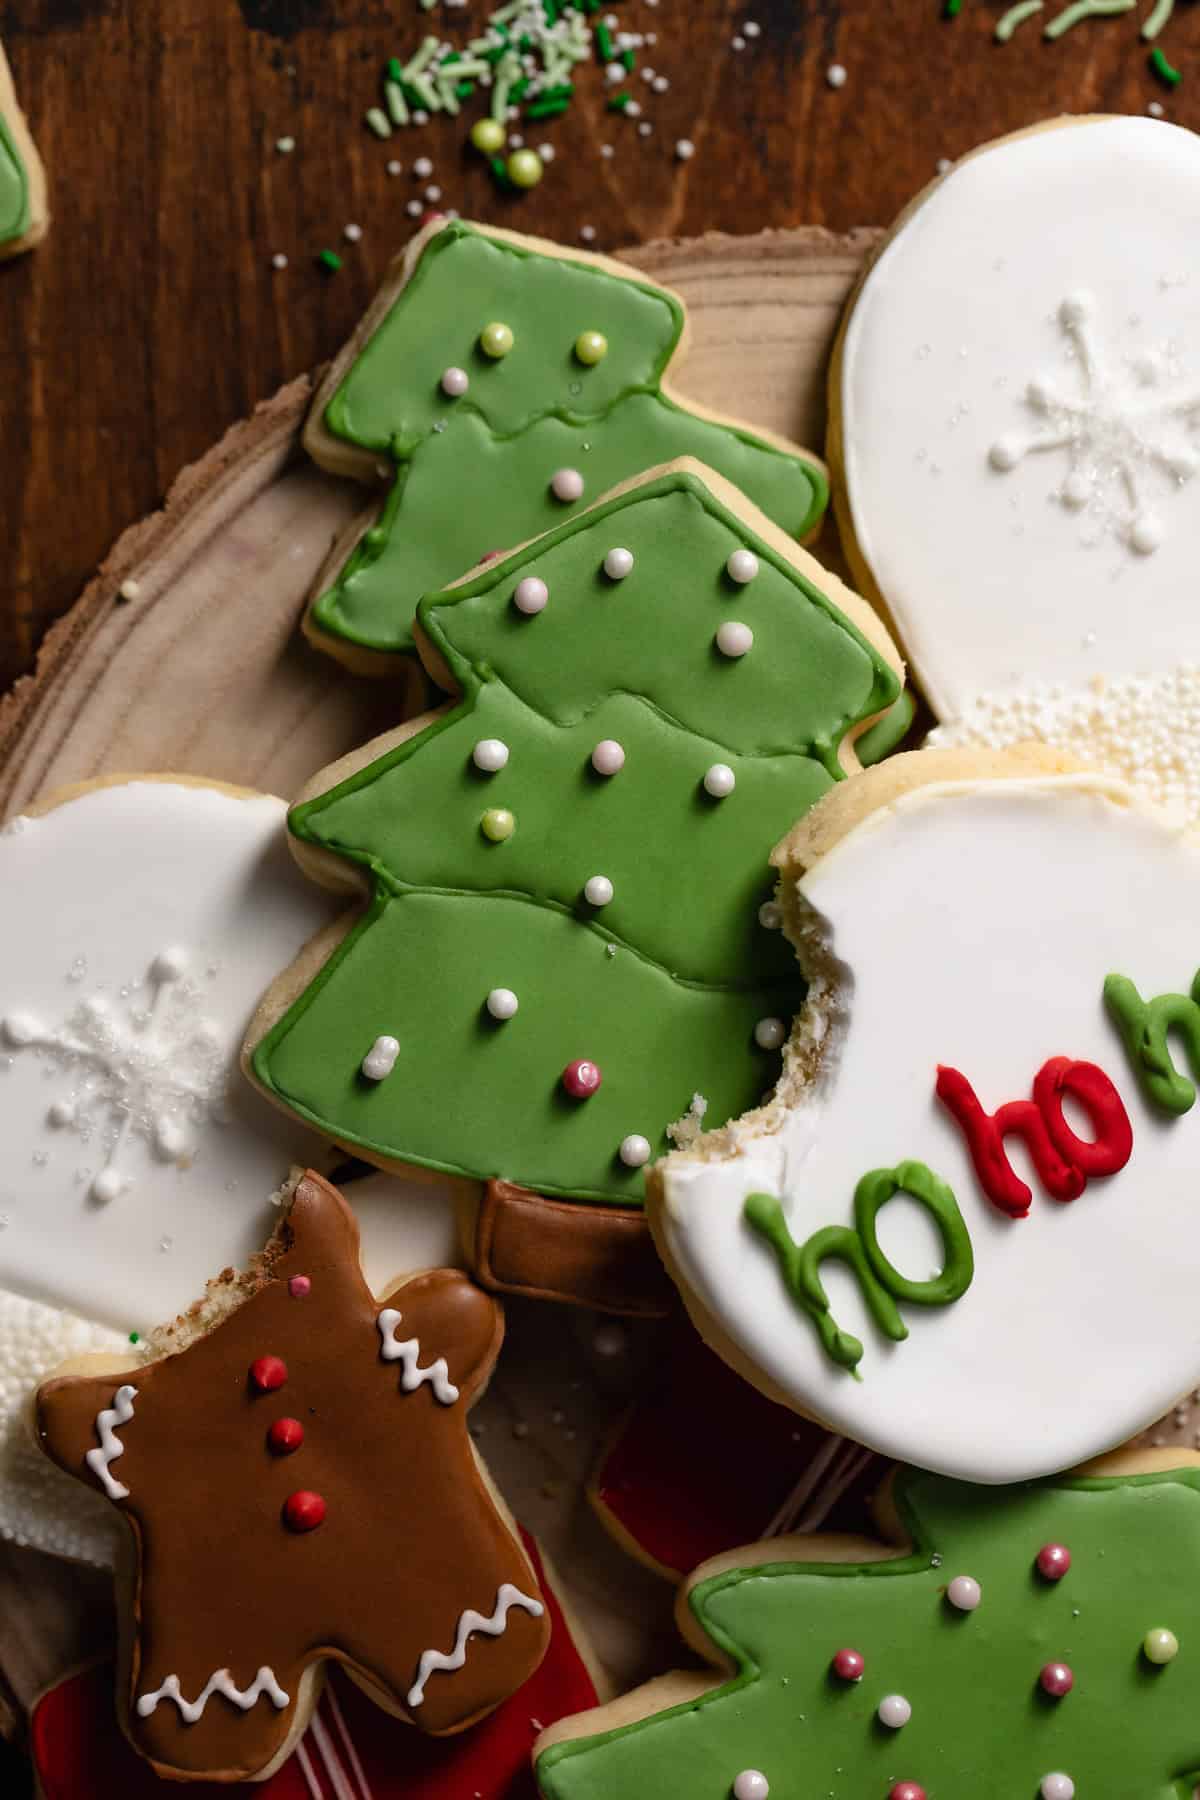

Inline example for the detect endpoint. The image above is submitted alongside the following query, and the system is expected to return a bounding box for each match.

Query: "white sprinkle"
[606,60,626,83]
[626,100,642,117]
[675,138,695,161]
[406,200,423,218]
[703,763,736,798]
[275,135,296,153]
[486,988,519,1021]
[118,578,142,601]
[441,366,470,398]
[551,468,585,503]
[414,109,429,125]
[270,252,289,270]
[600,144,615,159]
[344,222,362,242]
[604,547,634,580]
[726,547,759,584]
[580,224,597,242]
[652,75,669,92]
[716,620,753,658]
[637,122,653,137]
[387,159,403,175]
[414,156,434,178]
[754,1016,786,1051]
[619,1134,651,1168]
[936,156,952,175]
[758,900,783,930]
[744,20,761,36]
[641,66,656,82]
[591,739,626,776]
[509,134,524,148]
[362,1034,400,1081]
[584,875,614,907]
[538,144,555,162]
[827,62,847,88]
[472,737,509,772]
[1149,99,1165,117]
[425,185,442,203]
[732,34,746,50]
[514,576,549,615]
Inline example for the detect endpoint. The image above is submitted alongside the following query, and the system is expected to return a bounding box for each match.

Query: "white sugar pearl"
[584,875,614,907]
[1131,512,1163,555]
[514,577,548,615]
[877,1694,911,1730]
[152,947,189,982]
[754,1017,786,1051]
[90,1169,123,1204]
[592,740,626,775]
[414,156,434,178]
[726,548,759,584]
[947,1575,981,1611]
[604,547,634,580]
[362,1034,400,1081]
[826,62,847,88]
[441,366,469,398]
[486,988,519,1020]
[758,901,782,930]
[716,621,753,658]
[619,1134,651,1167]
[733,1775,769,1800]
[1040,1778,1074,1800]
[473,738,510,772]
[551,468,585,503]
[675,138,695,160]
[704,763,736,798]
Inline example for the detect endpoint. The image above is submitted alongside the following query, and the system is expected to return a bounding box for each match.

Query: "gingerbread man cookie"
[831,115,1200,822]
[538,1449,1200,1800]
[36,1171,550,1782]
[300,219,831,675]
[650,746,1200,1483]
[246,459,902,1315]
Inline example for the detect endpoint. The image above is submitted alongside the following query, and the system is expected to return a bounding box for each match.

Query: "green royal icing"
[253,469,899,1205]
[0,111,30,244]
[1104,969,1200,1117]
[745,1161,974,1375]
[537,1464,1200,1800]
[309,222,829,659]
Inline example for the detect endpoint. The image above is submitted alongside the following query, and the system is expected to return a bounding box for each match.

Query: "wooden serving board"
[0,226,877,1745]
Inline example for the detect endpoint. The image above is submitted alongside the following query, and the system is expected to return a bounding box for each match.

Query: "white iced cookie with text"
[649,750,1200,1484]
[832,116,1200,820]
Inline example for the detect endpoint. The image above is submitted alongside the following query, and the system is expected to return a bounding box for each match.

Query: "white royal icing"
[839,117,1200,730]
[136,1666,290,1723]
[658,773,1200,1483]
[377,1307,459,1404]
[0,782,333,1333]
[85,1382,137,1501]
[406,1584,544,1709]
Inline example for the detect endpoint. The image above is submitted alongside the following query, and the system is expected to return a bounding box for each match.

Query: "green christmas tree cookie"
[248,460,901,1213]
[536,1450,1200,1800]
[301,219,830,672]
[0,41,47,259]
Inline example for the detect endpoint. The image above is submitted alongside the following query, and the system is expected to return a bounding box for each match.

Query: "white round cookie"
[653,765,1200,1484]
[340,1169,466,1296]
[837,117,1200,783]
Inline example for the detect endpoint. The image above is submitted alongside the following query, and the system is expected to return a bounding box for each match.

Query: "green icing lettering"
[536,1464,1200,1800]
[0,112,30,244]
[1104,969,1200,1116]
[309,222,829,659]
[252,469,899,1206]
[745,1160,972,1373]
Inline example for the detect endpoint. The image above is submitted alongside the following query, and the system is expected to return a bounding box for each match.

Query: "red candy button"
[284,1490,326,1533]
[268,1418,304,1456]
[562,1059,602,1099]
[250,1355,287,1393]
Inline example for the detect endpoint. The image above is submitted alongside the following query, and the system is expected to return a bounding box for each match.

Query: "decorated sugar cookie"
[0,778,334,1565]
[301,219,831,674]
[0,40,47,259]
[246,459,902,1314]
[31,1532,598,1799]
[832,116,1200,822]
[537,1449,1200,1800]
[650,747,1200,1483]
[36,1171,550,1783]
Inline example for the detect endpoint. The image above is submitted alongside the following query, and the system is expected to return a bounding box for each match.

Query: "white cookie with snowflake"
[831,115,1200,820]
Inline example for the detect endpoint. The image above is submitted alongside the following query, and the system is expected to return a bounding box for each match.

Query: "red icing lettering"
[935,1065,1083,1219]
[1033,1056,1133,1179]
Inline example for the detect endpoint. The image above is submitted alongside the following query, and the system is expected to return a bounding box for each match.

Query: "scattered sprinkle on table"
[675,138,695,160]
[275,134,296,153]
[826,62,847,88]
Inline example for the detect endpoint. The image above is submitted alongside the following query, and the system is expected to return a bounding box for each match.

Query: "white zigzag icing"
[406,1584,544,1709]
[376,1308,459,1404]
[85,1383,137,1501]
[136,1666,290,1722]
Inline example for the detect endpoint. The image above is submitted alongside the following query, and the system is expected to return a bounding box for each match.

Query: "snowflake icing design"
[988,291,1200,555]
[2,948,232,1204]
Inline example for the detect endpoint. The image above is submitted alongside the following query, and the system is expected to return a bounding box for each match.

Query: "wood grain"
[1,0,1195,689]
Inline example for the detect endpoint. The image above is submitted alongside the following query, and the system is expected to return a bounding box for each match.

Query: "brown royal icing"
[36,1171,550,1783]
[474,1181,677,1317]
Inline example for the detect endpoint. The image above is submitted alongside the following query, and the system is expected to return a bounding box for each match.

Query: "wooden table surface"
[0,0,1195,692]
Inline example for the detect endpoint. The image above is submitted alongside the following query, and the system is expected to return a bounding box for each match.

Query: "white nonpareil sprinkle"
[732,35,746,50]
[414,155,434,178]
[827,62,847,88]
[344,222,363,242]
[675,138,695,160]
[406,199,423,218]
[119,578,142,601]
[1148,99,1165,117]
[638,121,653,136]
[275,135,296,153]
[929,666,1200,826]
[387,159,403,175]
[538,144,555,161]
[270,252,288,270]
[580,224,597,241]
[600,144,615,159]
[606,60,626,83]
[744,20,761,35]
[652,74,670,92]
[425,185,442,202]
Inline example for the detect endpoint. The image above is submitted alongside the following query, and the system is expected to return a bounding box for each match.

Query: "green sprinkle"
[490,154,516,189]
[527,97,570,117]
[405,34,440,77]
[1143,0,1176,39]
[1043,0,1134,40]
[491,77,511,120]
[540,81,575,99]
[384,80,410,126]
[944,0,963,14]
[365,106,392,138]
[318,249,343,272]
[595,20,614,58]
[607,90,632,110]
[456,79,475,97]
[621,46,635,69]
[1150,42,1181,80]
[994,0,1043,37]
[439,80,461,114]
[129,1331,140,1345]
[510,75,531,99]
[387,57,404,82]
[409,71,441,111]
